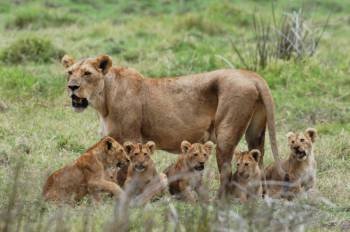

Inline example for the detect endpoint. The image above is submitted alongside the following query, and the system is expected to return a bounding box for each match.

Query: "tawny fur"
[42,136,129,204]
[164,141,213,202]
[265,128,317,200]
[227,150,263,202]
[123,141,167,205]
[61,54,282,194]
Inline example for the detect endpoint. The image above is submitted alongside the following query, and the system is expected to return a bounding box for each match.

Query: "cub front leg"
[88,179,124,198]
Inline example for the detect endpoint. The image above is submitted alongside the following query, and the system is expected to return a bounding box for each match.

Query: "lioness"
[164,141,213,202]
[123,141,167,205]
[265,128,317,199]
[43,136,129,204]
[61,54,282,195]
[227,149,262,202]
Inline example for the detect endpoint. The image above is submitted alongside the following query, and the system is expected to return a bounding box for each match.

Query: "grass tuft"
[0,36,65,64]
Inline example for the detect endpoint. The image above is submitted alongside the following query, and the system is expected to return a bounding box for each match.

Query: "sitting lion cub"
[43,137,129,204]
[227,149,263,202]
[164,141,214,202]
[123,141,167,205]
[265,128,317,199]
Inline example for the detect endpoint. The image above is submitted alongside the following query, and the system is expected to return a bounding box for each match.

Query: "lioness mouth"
[295,150,307,160]
[71,95,88,109]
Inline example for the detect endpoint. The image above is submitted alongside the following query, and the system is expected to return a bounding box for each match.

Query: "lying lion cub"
[43,137,129,204]
[164,141,214,202]
[123,141,167,205]
[265,128,317,199]
[227,150,263,202]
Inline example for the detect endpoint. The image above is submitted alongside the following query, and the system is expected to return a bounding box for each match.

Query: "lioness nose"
[68,85,79,91]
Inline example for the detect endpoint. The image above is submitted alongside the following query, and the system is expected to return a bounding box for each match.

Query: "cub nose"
[68,85,79,91]
[199,162,205,166]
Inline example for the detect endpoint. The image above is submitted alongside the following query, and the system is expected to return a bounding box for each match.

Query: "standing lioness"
[61,54,282,195]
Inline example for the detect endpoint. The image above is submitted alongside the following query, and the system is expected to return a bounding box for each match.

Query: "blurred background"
[0,0,349,231]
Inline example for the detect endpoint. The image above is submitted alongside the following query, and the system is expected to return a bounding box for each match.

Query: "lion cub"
[265,128,317,199]
[43,137,129,204]
[123,141,167,205]
[164,141,214,202]
[227,149,263,202]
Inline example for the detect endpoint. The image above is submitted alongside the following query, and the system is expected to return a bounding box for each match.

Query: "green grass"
[0,0,349,231]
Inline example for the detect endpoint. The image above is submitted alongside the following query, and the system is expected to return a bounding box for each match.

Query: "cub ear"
[104,136,115,150]
[146,141,156,154]
[61,55,75,69]
[305,128,317,143]
[286,131,295,140]
[249,149,261,162]
[181,141,192,154]
[123,141,134,154]
[94,54,112,74]
[233,150,241,161]
[204,141,214,155]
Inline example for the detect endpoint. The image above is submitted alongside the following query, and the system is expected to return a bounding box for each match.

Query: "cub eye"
[291,140,295,144]
[237,163,240,166]
[134,152,139,156]
[203,153,207,157]
[84,71,92,76]
[245,163,249,166]
[300,138,305,142]
[193,153,198,157]
[67,71,73,75]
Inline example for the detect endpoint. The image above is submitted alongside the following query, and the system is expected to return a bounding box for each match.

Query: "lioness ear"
[181,141,191,154]
[146,141,156,154]
[305,128,317,143]
[123,141,134,154]
[95,54,112,74]
[204,141,214,155]
[61,55,75,69]
[250,149,261,162]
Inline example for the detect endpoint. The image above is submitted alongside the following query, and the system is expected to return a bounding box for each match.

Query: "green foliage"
[0,37,65,64]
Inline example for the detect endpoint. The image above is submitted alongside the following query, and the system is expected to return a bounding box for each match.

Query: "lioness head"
[181,141,214,172]
[234,149,261,180]
[98,136,130,168]
[61,54,112,112]
[287,128,317,161]
[123,141,156,173]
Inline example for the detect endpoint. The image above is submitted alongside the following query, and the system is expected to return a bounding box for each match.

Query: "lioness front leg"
[88,179,123,198]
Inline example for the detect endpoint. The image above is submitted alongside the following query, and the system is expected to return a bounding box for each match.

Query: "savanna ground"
[0,0,349,231]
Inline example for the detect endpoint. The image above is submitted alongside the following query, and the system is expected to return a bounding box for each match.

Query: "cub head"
[123,141,156,173]
[287,128,317,161]
[98,136,130,168]
[181,141,214,172]
[234,149,261,180]
[61,54,112,112]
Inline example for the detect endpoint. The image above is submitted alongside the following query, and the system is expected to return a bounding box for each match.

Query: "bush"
[0,37,65,64]
[5,7,76,30]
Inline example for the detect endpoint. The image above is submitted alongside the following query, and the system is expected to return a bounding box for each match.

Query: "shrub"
[232,8,329,71]
[5,7,76,30]
[0,37,65,64]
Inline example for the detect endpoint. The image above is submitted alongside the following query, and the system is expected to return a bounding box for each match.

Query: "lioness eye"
[134,153,139,156]
[300,138,305,142]
[237,163,240,166]
[193,153,198,157]
[245,163,248,166]
[291,140,295,144]
[68,71,73,75]
[84,71,91,76]
[204,153,207,157]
